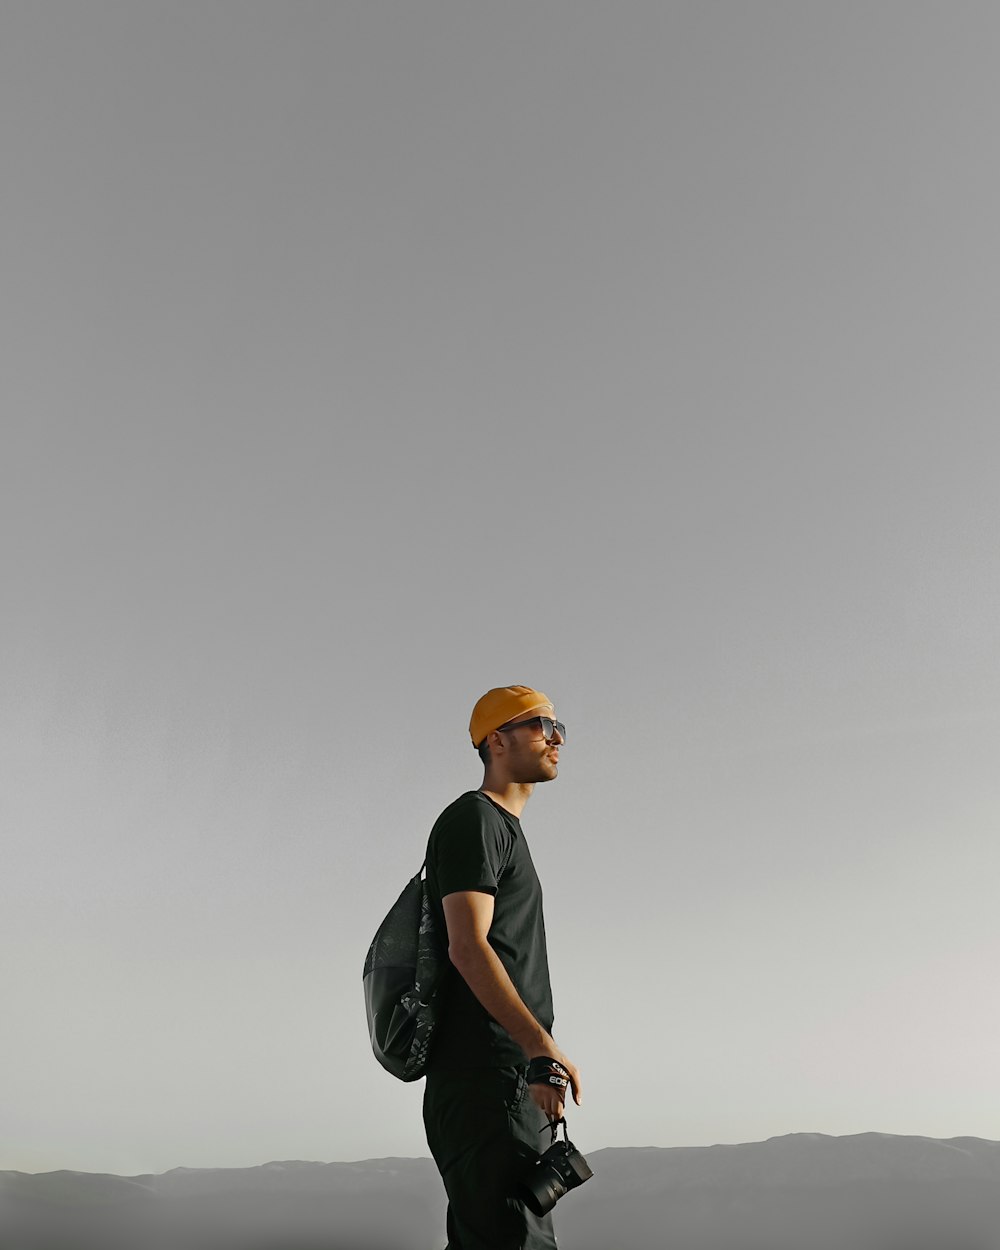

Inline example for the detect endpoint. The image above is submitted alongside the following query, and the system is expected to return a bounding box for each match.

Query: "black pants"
[423,1064,559,1250]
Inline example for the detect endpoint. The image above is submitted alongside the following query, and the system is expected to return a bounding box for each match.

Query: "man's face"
[494,707,563,783]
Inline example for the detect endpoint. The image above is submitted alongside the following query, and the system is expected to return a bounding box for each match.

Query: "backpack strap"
[474,790,519,882]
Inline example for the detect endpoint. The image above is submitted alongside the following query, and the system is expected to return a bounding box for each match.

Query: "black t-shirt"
[425,790,554,1068]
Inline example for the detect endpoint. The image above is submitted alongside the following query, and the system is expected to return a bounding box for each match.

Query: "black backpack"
[363,861,447,1081]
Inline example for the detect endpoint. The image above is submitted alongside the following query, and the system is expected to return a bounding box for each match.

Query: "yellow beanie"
[469,685,553,748]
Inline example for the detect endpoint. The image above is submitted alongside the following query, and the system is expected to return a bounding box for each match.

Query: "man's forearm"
[449,939,552,1058]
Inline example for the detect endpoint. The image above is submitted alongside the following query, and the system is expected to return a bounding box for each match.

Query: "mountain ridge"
[7,1129,1000,1188]
[5,1132,1000,1250]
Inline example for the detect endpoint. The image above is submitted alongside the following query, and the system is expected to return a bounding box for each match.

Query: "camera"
[517,1119,594,1216]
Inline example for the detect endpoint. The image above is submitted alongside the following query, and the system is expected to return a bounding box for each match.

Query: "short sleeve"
[431,800,512,900]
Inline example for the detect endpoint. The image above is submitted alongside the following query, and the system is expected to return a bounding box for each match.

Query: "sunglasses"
[496,715,566,743]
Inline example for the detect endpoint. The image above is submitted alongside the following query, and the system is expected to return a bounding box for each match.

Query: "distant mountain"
[4,1133,1000,1250]
[0,1157,443,1250]
[556,1133,1000,1250]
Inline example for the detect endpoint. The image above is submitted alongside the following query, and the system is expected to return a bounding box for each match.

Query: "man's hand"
[527,1046,582,1121]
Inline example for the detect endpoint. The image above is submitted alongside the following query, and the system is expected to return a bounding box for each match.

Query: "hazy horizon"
[3,1,999,1175]
[9,1127,1000,1177]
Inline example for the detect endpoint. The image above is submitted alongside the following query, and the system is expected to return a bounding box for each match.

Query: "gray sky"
[3,1,999,1176]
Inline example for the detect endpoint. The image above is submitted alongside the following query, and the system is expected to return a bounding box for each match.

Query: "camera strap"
[526,1056,570,1090]
[540,1116,569,1147]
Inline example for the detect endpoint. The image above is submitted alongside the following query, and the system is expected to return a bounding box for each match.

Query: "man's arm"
[442,889,582,1117]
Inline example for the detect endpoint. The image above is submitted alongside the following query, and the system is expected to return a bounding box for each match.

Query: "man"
[422,685,582,1250]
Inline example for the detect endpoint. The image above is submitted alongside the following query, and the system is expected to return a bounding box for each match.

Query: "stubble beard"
[521,755,558,785]
[506,738,559,785]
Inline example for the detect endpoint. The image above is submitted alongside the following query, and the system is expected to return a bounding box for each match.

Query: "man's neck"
[479,780,535,819]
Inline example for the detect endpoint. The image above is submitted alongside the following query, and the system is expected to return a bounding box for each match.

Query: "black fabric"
[424,791,554,1068]
[423,1064,558,1250]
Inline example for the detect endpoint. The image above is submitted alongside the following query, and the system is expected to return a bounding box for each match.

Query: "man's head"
[470,685,565,784]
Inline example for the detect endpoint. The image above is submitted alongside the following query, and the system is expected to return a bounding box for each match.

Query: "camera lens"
[517,1139,593,1216]
[519,1170,568,1217]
